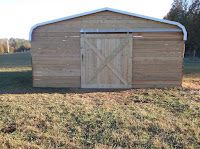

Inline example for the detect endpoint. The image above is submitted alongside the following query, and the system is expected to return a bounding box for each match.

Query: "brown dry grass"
[183,73,200,90]
[0,71,200,148]
[0,53,200,148]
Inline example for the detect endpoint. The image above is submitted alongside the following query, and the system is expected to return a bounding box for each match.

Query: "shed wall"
[32,32,81,87]
[31,11,184,88]
[132,32,184,88]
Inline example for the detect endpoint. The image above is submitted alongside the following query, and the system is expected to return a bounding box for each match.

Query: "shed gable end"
[33,10,180,34]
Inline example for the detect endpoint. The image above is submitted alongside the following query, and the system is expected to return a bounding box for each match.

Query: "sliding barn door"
[81,34,132,88]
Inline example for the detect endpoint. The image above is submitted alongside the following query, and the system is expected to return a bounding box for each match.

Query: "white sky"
[0,0,173,40]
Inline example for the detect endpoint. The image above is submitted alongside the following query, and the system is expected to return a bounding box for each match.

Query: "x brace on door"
[84,38,129,85]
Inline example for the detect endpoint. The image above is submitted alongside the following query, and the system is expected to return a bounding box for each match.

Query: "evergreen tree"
[165,0,200,57]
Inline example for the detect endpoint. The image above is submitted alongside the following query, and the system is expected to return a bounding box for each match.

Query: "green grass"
[0,52,31,68]
[0,53,200,148]
[184,58,200,74]
[0,70,32,91]
[0,52,32,92]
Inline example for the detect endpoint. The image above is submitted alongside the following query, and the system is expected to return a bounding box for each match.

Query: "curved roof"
[29,7,187,41]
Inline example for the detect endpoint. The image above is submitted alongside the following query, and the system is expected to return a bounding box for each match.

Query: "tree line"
[165,0,200,58]
[0,38,31,54]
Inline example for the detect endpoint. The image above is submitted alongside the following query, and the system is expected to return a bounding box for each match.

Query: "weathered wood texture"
[31,32,81,87]
[81,34,132,88]
[132,32,184,88]
[31,10,184,88]
[32,11,179,36]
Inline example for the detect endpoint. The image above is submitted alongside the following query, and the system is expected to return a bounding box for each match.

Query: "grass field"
[0,52,200,148]
[184,58,200,74]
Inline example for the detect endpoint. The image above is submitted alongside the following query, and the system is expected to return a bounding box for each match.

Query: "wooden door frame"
[80,33,133,88]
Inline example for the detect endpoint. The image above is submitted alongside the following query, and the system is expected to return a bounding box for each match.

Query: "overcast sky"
[0,0,173,40]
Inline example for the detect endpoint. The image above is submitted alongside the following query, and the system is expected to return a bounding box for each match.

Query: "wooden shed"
[30,7,187,88]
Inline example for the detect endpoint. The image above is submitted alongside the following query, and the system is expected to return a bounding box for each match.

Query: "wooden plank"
[133,73,182,81]
[32,65,80,71]
[132,83,181,88]
[133,32,183,40]
[133,38,182,41]
[133,32,183,36]
[133,57,182,61]
[133,40,183,47]
[133,65,182,70]
[83,34,134,38]
[132,80,181,88]
[133,52,183,57]
[80,36,86,88]
[33,32,80,37]
[132,73,182,86]
[133,60,182,65]
[33,69,80,77]
[132,77,182,82]
[133,80,181,84]
[33,76,80,88]
[32,37,80,42]
[81,84,132,89]
[32,55,80,60]
[32,63,80,68]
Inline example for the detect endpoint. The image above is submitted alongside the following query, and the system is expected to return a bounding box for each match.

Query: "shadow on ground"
[0,71,131,94]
